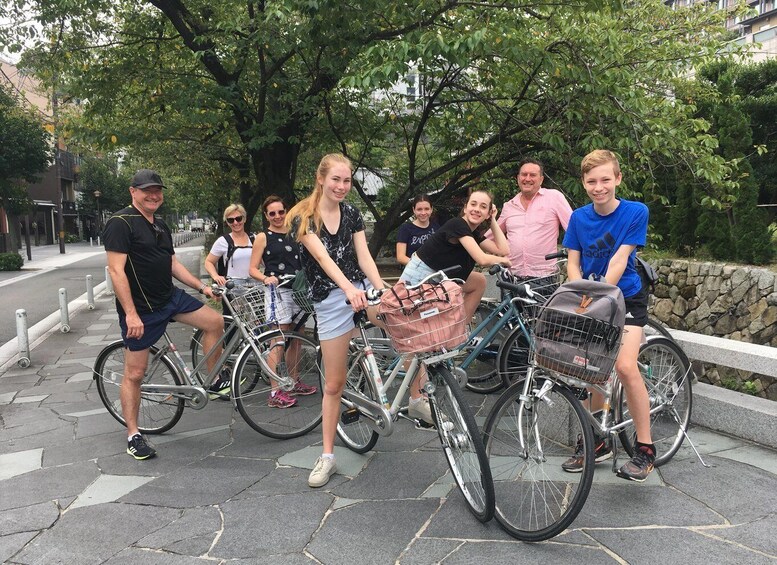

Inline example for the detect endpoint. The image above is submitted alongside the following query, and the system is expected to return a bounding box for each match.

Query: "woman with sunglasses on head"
[248,196,316,408]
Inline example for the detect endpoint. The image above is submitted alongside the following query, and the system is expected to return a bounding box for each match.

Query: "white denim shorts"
[314,279,372,340]
[400,254,437,286]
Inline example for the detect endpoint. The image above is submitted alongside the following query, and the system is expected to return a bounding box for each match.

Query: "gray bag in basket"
[533,279,626,384]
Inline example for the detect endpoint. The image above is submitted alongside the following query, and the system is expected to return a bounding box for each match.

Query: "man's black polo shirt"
[103,205,175,314]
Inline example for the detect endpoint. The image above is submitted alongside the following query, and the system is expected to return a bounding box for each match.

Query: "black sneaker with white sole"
[127,434,157,460]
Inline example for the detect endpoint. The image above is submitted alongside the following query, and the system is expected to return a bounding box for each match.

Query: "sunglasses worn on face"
[226,216,244,224]
[267,210,286,218]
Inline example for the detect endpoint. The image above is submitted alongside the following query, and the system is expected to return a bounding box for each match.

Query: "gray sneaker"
[308,456,336,488]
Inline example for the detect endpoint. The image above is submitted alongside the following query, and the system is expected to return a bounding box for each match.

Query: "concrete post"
[59,288,70,333]
[16,309,31,368]
[86,275,95,309]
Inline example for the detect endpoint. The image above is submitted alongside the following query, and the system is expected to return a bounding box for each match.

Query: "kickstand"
[611,433,619,474]
[680,427,713,468]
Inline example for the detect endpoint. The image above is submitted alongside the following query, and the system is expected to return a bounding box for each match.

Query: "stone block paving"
[1,292,776,564]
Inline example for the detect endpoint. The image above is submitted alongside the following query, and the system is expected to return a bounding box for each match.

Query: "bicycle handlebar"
[545,249,568,261]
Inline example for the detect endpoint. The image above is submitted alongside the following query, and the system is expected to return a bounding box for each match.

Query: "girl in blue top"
[562,149,655,483]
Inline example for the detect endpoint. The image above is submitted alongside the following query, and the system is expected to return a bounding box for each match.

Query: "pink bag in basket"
[378,279,468,353]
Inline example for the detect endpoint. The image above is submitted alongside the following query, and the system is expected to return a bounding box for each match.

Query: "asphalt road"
[0,244,204,347]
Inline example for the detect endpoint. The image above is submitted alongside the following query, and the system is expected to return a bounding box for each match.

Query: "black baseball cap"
[131,169,166,189]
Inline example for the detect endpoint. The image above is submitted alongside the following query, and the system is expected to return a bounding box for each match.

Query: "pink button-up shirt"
[489,188,573,277]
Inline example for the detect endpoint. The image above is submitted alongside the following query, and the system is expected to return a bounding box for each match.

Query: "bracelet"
[198,283,206,295]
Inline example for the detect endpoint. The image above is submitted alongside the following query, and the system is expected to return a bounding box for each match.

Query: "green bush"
[65,233,81,243]
[0,252,24,271]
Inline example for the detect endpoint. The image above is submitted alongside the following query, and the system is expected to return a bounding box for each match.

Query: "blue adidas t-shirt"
[563,199,648,298]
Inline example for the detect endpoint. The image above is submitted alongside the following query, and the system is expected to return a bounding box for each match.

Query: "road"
[0,243,205,347]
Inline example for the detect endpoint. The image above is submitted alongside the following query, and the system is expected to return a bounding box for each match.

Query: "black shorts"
[624,284,649,327]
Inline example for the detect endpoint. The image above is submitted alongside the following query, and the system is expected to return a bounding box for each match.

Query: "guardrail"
[669,329,777,450]
[172,231,200,247]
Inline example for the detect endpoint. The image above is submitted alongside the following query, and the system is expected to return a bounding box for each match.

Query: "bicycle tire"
[645,316,673,341]
[483,376,594,541]
[615,336,692,467]
[463,302,510,394]
[232,330,322,439]
[330,351,380,453]
[190,315,236,368]
[496,324,532,390]
[94,340,185,434]
[427,364,495,522]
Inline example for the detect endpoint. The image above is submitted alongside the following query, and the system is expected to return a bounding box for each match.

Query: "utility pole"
[51,81,65,254]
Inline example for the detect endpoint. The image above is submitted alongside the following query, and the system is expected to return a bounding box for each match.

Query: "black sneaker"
[561,434,612,473]
[617,444,656,482]
[208,372,232,400]
[127,434,157,460]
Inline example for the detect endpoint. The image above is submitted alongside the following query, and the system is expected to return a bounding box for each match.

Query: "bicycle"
[482,279,707,541]
[329,272,496,522]
[93,282,322,439]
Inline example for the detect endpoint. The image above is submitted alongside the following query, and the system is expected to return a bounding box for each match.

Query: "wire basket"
[531,306,622,385]
[378,280,468,354]
[291,286,315,314]
[503,262,565,322]
[226,284,295,331]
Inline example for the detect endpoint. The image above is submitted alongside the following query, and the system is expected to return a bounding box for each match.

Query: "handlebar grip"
[495,278,536,300]
[488,264,502,276]
[544,249,568,260]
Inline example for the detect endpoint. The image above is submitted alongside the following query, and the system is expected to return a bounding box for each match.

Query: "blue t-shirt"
[563,199,648,298]
[397,221,439,257]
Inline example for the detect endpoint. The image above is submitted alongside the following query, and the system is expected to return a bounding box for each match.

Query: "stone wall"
[649,259,777,399]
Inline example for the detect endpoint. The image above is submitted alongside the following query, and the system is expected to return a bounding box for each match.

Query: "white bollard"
[97,236,101,246]
[16,309,31,368]
[86,274,95,309]
[104,266,114,295]
[59,288,70,333]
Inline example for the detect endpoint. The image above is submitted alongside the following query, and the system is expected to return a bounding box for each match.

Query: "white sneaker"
[408,397,434,426]
[308,456,336,488]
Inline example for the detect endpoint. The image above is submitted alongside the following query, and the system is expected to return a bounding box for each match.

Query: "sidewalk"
[0,255,776,562]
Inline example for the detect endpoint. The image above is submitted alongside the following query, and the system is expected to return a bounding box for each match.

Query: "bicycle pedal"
[414,419,437,432]
[340,408,360,425]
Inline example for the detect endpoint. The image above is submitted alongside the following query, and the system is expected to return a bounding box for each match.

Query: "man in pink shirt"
[490,158,573,284]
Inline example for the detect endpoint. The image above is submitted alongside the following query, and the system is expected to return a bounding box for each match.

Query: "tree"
[6,0,739,255]
[0,83,50,252]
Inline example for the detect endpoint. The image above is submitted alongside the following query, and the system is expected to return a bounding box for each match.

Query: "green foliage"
[7,0,743,255]
[0,84,50,213]
[0,252,24,271]
[64,233,81,243]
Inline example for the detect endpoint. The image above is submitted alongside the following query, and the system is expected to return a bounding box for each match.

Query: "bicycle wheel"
[464,302,509,394]
[427,364,495,522]
[190,315,236,367]
[616,336,692,467]
[232,330,322,439]
[496,324,531,390]
[644,316,673,341]
[330,351,380,453]
[483,376,594,541]
[94,340,185,434]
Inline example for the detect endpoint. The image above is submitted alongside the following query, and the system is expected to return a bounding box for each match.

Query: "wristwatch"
[198,283,207,295]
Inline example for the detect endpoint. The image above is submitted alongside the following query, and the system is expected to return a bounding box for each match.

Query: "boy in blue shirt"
[561,149,655,481]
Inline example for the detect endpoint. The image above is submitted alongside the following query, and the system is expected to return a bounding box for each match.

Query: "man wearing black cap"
[102,169,227,460]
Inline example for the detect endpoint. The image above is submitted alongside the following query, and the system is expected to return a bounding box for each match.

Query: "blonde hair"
[580,150,621,177]
[286,153,353,241]
[223,203,247,222]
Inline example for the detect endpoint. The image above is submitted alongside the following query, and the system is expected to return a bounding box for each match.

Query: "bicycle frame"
[344,313,459,437]
[141,290,296,409]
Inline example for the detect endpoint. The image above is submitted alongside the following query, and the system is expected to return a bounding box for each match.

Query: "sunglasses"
[267,210,286,218]
[226,216,244,224]
[151,222,164,242]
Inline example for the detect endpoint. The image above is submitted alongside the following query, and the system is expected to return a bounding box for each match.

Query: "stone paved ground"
[1,246,776,564]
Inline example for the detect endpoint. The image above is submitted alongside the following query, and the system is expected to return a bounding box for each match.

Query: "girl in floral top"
[286,153,385,489]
